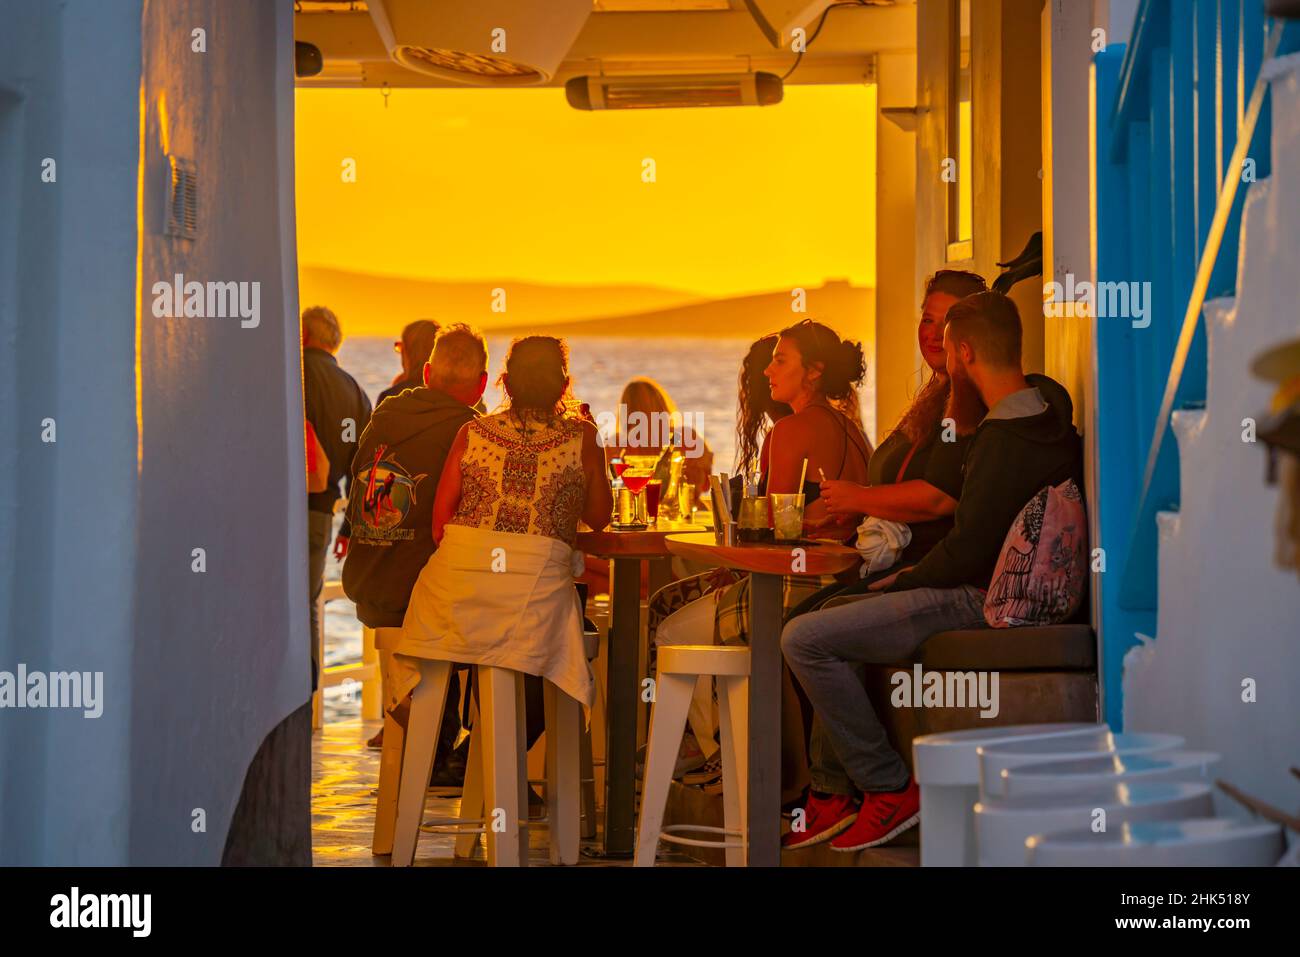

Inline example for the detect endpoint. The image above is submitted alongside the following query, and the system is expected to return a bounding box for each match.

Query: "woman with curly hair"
[650,320,872,785]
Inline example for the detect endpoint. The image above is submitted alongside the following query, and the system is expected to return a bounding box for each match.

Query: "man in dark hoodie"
[342,324,487,772]
[781,291,1083,852]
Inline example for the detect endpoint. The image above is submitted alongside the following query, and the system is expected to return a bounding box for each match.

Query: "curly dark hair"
[735,334,792,475]
[776,319,867,401]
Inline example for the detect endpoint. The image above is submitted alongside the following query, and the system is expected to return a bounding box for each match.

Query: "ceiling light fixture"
[367,0,592,87]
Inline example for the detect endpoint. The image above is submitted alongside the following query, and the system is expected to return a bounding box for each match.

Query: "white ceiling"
[295,0,915,89]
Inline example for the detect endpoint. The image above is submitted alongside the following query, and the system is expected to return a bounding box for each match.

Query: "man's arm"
[889,433,1020,591]
[819,478,957,523]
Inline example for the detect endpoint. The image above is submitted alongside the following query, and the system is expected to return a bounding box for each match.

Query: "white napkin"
[854,516,912,576]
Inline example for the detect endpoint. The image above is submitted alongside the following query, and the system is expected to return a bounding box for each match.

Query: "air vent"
[165,156,198,239]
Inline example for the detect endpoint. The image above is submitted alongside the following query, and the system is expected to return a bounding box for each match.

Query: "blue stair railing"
[1091,0,1297,726]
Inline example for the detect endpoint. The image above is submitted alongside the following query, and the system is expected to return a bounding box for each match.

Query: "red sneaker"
[781,792,859,849]
[830,778,920,852]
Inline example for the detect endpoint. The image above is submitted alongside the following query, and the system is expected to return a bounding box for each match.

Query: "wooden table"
[576,519,709,858]
[664,532,860,867]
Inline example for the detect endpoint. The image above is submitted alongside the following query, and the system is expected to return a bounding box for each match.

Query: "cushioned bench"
[819,594,1100,776]
[873,624,1098,775]
[917,624,1096,671]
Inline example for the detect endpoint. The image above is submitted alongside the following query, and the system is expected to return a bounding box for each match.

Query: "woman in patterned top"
[395,337,612,713]
[433,336,611,547]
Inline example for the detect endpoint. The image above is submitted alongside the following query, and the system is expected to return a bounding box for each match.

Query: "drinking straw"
[798,458,808,493]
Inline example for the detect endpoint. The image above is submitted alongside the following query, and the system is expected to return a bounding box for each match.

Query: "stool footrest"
[659,824,744,850]
[419,816,487,836]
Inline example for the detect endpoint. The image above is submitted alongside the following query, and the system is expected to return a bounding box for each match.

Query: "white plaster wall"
[129,0,306,864]
[0,0,143,866]
[1124,53,1300,815]
[0,0,305,864]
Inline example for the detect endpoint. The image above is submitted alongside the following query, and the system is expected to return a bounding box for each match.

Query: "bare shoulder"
[775,406,836,441]
[577,418,603,452]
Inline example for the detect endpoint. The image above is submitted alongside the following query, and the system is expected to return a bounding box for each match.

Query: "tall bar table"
[664,532,859,866]
[576,519,708,858]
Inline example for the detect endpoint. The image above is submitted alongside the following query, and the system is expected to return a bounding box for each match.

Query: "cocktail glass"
[621,452,660,525]
[770,493,806,543]
[738,494,772,543]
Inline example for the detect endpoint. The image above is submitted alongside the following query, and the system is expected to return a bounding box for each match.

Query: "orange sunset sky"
[294,83,876,336]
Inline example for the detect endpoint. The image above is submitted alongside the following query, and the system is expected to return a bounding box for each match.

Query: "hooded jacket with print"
[342,386,477,627]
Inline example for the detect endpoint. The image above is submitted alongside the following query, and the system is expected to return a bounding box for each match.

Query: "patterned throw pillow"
[984,479,1087,628]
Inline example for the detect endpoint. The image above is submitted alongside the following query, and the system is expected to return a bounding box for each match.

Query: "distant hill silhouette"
[299,265,873,342]
[492,281,875,342]
[299,265,707,336]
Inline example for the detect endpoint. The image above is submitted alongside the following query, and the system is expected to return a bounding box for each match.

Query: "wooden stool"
[383,657,583,867]
[635,645,750,867]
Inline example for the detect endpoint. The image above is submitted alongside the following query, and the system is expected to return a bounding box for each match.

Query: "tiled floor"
[311,719,708,866]
[314,594,919,867]
[311,718,919,867]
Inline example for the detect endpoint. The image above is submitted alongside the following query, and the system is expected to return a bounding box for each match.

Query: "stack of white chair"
[916,722,1282,866]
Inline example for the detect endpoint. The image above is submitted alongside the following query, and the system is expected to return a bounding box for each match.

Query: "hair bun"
[824,338,866,399]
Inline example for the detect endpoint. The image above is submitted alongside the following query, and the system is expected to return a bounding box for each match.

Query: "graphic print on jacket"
[352,443,427,542]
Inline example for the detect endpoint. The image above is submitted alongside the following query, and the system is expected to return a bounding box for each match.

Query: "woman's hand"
[803,513,857,540]
[819,479,866,515]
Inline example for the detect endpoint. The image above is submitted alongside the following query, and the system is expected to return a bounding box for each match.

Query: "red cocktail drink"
[644,480,662,520]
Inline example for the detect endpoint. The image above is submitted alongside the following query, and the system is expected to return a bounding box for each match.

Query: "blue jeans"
[781,586,987,794]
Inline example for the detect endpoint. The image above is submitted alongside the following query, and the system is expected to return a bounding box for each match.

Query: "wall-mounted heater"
[566,72,784,110]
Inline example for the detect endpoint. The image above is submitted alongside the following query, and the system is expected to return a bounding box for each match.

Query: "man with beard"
[780,291,1083,852]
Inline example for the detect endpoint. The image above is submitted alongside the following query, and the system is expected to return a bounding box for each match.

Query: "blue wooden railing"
[1092,0,1298,725]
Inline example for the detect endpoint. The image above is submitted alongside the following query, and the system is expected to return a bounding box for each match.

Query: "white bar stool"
[370,626,406,858]
[912,722,1104,867]
[635,644,749,867]
[1027,818,1286,866]
[999,749,1220,798]
[311,580,349,729]
[579,618,603,841]
[974,781,1215,866]
[977,731,1184,798]
[384,657,583,867]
